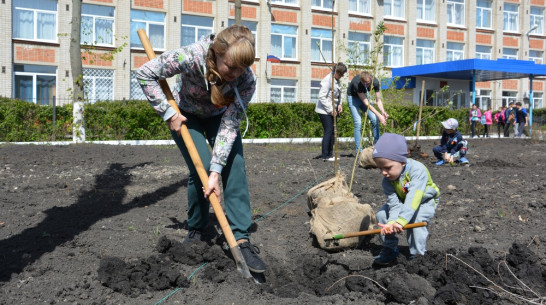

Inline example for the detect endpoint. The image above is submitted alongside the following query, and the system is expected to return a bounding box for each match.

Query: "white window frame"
[83,68,114,103]
[181,15,213,47]
[476,0,492,29]
[270,0,299,7]
[502,48,518,60]
[416,39,435,65]
[383,36,404,67]
[271,24,298,60]
[476,89,491,110]
[384,0,405,19]
[417,0,435,23]
[310,80,321,104]
[81,4,115,47]
[447,0,465,27]
[13,64,57,105]
[475,45,491,59]
[348,32,371,66]
[530,6,544,35]
[311,28,334,63]
[503,3,519,33]
[270,79,297,103]
[130,10,166,51]
[12,0,58,42]
[502,91,517,107]
[446,42,464,61]
[529,50,543,64]
[312,0,335,11]
[228,19,258,52]
[532,92,543,109]
[348,0,371,15]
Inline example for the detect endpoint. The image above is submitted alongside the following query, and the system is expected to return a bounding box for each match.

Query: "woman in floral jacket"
[136,25,265,273]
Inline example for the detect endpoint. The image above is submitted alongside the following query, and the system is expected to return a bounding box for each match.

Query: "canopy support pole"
[472,70,476,106]
[529,74,534,136]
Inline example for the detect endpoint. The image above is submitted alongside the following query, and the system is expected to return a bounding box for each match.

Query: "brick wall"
[229,5,257,19]
[312,14,334,27]
[447,30,464,41]
[81,51,114,67]
[182,0,213,14]
[529,39,544,50]
[476,34,492,45]
[15,47,55,63]
[417,27,434,39]
[349,19,371,31]
[502,79,518,90]
[476,82,491,89]
[271,10,298,23]
[272,65,296,78]
[134,0,164,9]
[384,23,404,35]
[311,67,330,79]
[503,36,519,47]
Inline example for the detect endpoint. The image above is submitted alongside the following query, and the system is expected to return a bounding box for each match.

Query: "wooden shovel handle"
[137,29,238,250]
[331,222,428,240]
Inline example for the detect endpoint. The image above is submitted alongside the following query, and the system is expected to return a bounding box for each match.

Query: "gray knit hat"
[372,133,408,163]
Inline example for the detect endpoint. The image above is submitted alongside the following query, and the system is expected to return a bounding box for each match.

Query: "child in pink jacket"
[482,107,493,138]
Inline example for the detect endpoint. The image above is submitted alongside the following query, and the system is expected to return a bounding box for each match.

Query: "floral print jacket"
[136,35,256,173]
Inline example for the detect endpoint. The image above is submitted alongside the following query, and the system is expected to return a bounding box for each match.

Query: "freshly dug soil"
[1,138,545,305]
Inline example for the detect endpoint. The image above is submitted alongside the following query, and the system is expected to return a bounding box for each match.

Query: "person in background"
[372,133,440,265]
[469,104,481,138]
[514,102,529,138]
[315,62,347,161]
[136,25,266,273]
[482,107,492,138]
[347,71,388,152]
[504,102,516,137]
[432,118,469,165]
[494,106,505,138]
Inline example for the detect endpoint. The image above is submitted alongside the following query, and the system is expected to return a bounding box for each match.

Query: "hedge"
[1,97,543,142]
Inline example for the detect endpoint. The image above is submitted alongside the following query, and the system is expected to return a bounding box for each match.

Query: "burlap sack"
[358,146,377,169]
[307,174,349,210]
[310,196,376,251]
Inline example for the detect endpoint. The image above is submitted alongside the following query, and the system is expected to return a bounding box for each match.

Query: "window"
[348,0,371,15]
[130,10,165,50]
[12,0,57,42]
[417,0,435,22]
[348,32,371,65]
[447,0,465,26]
[312,0,333,11]
[502,91,517,107]
[476,1,492,29]
[311,28,333,63]
[529,50,543,64]
[83,69,114,103]
[503,3,519,33]
[451,91,466,109]
[383,36,404,67]
[416,39,435,65]
[130,71,147,100]
[446,42,464,61]
[228,20,258,46]
[181,15,213,47]
[81,4,115,47]
[13,64,56,105]
[476,89,491,110]
[420,89,434,106]
[502,48,518,60]
[270,79,297,103]
[384,0,405,19]
[310,80,321,103]
[530,7,544,35]
[271,24,298,60]
[475,45,491,59]
[270,0,298,5]
[532,92,543,109]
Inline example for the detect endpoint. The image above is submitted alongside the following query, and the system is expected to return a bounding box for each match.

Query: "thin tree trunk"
[70,0,85,142]
[235,0,242,25]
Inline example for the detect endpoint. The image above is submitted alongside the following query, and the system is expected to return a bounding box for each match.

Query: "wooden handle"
[137,29,238,250]
[332,222,428,240]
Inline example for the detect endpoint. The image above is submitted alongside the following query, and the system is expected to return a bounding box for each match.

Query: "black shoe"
[239,242,266,273]
[183,229,202,244]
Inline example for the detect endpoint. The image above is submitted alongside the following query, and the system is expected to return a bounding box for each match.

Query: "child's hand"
[378,223,404,235]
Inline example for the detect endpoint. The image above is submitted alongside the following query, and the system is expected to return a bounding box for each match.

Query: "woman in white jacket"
[315,62,347,161]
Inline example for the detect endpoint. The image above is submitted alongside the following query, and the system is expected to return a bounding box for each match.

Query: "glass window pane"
[14,0,57,11]
[37,75,56,105]
[37,12,56,40]
[96,19,114,45]
[270,88,282,103]
[130,21,146,48]
[82,4,114,17]
[13,10,34,39]
[284,37,296,58]
[149,24,164,49]
[14,75,34,102]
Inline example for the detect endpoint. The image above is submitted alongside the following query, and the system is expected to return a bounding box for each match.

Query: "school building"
[1,0,545,110]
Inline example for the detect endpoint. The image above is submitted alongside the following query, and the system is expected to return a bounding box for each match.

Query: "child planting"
[432,118,469,165]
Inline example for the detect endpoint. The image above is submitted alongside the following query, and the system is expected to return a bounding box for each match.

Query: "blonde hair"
[206,25,255,107]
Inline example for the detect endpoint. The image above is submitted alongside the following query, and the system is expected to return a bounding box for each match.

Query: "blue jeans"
[347,96,380,152]
[318,113,335,159]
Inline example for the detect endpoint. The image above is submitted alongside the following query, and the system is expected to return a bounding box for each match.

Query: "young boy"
[372,133,440,265]
[432,118,469,165]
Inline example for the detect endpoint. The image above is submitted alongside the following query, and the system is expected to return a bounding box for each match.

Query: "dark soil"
[1,138,545,305]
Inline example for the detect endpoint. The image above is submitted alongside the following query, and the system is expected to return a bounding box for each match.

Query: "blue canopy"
[392,58,546,135]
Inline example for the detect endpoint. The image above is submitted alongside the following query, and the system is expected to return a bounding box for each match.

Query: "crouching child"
[371,133,440,265]
[433,118,469,165]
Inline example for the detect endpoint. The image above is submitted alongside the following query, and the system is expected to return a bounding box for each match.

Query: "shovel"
[324,222,427,246]
[137,30,253,280]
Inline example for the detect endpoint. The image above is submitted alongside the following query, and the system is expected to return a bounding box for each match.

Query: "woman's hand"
[203,172,221,199]
[378,222,403,235]
[168,112,187,133]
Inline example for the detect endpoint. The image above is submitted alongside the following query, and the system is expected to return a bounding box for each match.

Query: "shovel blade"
[229,245,253,279]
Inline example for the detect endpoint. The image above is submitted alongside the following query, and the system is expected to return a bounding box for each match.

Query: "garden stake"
[324,222,427,247]
[137,29,253,281]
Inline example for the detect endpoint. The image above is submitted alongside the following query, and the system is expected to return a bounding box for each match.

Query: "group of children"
[469,102,529,138]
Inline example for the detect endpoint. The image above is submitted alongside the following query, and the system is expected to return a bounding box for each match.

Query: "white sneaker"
[323,157,338,162]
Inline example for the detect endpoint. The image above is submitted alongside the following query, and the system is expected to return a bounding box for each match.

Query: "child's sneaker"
[373,247,399,265]
[459,157,469,164]
[435,160,445,166]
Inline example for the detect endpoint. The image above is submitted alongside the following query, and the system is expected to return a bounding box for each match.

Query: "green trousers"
[170,111,251,241]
